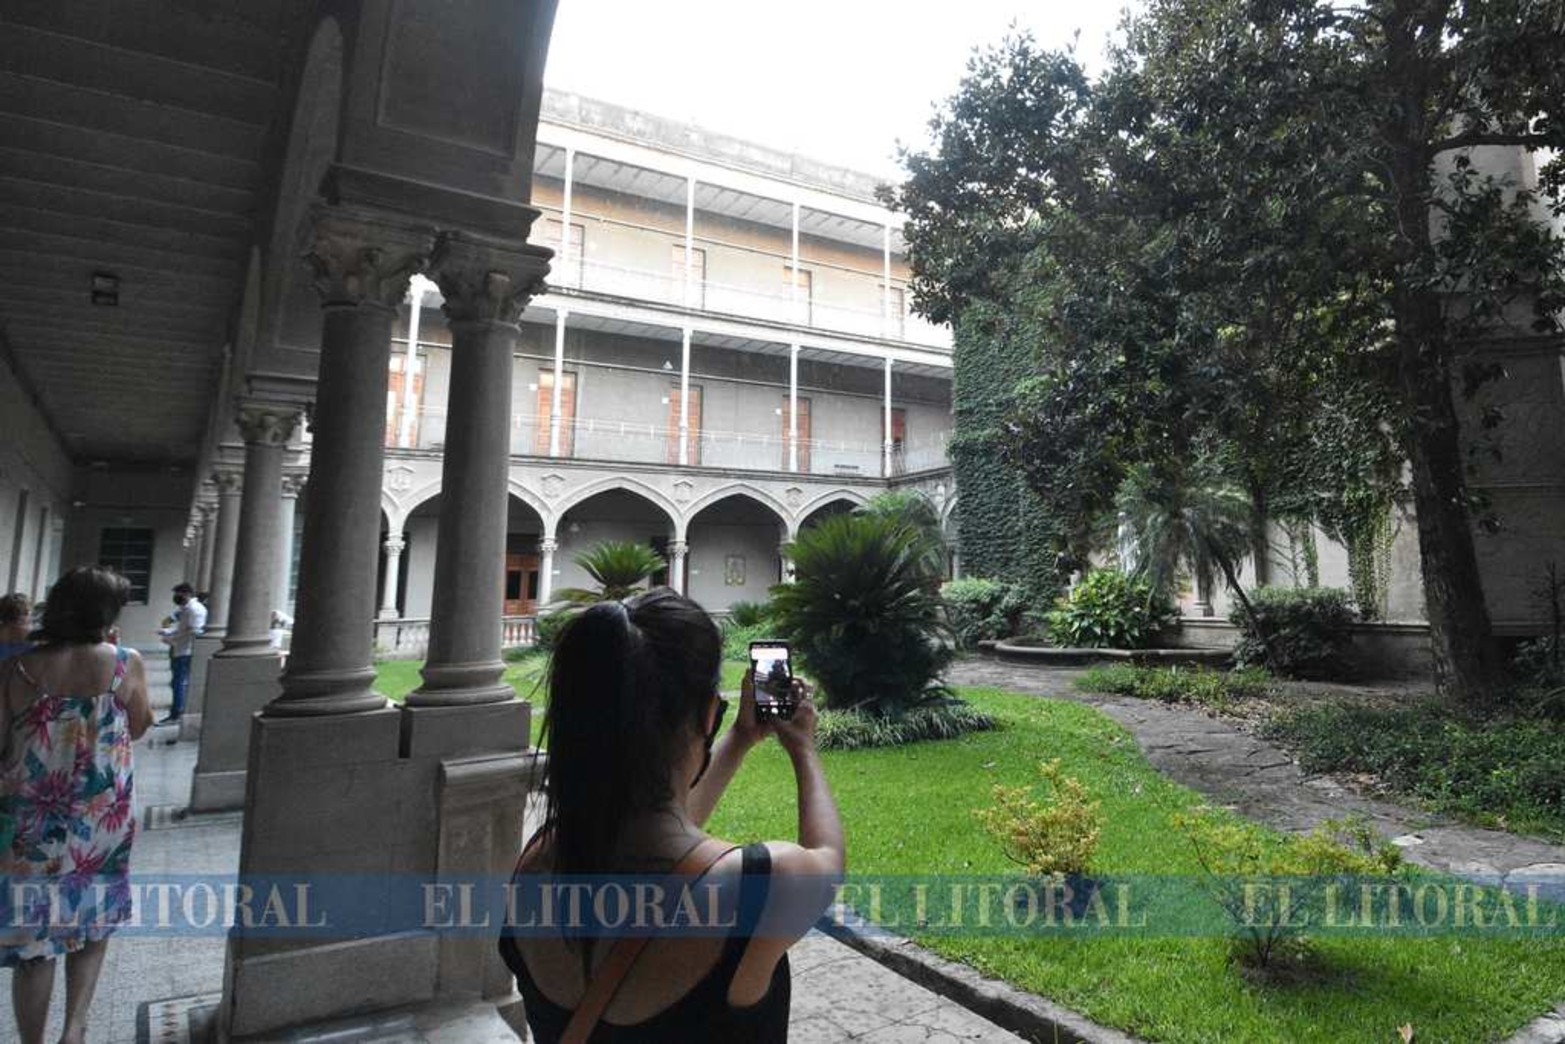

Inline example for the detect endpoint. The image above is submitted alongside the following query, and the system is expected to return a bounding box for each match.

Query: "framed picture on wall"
[724,554,746,586]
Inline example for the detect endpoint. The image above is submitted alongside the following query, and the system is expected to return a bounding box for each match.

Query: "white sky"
[543,1,1130,179]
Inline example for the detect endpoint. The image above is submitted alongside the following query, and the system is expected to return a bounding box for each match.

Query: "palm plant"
[553,539,667,604]
[854,491,948,584]
[769,512,954,717]
[1112,460,1268,647]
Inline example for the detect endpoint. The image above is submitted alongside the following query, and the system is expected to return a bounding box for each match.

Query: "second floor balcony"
[386,406,952,479]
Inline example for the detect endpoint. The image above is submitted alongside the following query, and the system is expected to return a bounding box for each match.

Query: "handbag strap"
[560,837,739,1044]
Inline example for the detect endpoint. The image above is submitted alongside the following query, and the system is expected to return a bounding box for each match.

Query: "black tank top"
[499,842,791,1043]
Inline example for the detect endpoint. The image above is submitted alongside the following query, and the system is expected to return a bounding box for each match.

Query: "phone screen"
[749,642,793,720]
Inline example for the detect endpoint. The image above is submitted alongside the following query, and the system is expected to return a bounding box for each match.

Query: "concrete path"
[949,658,1565,888]
[0,664,1022,1044]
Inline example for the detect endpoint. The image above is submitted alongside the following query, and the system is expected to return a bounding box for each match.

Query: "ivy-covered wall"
[950,304,1064,597]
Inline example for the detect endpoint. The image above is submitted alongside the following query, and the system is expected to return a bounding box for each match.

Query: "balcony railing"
[375,615,537,658]
[387,407,951,478]
[537,210,951,350]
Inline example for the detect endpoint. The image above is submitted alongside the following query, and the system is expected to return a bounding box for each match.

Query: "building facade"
[352,90,958,651]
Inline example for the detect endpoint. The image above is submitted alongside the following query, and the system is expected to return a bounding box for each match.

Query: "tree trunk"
[1383,6,1505,706]
[1395,294,1506,704]
[1249,483,1271,587]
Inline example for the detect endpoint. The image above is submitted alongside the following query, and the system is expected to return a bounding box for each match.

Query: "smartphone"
[748,641,794,720]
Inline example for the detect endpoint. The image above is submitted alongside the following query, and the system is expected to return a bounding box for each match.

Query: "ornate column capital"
[305,204,435,309]
[429,231,551,325]
[383,536,406,556]
[212,470,244,497]
[280,473,307,498]
[196,501,217,522]
[235,403,301,448]
[668,540,689,558]
[538,537,558,554]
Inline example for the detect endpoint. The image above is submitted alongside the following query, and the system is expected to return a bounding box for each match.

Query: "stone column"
[220,405,299,654]
[668,539,688,595]
[779,541,796,584]
[196,500,218,594]
[379,536,405,620]
[266,205,434,716]
[408,232,548,707]
[193,405,299,810]
[276,474,303,616]
[537,536,557,606]
[205,471,243,635]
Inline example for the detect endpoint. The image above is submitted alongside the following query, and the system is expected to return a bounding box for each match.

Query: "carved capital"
[304,204,434,309]
[383,537,406,556]
[430,231,551,325]
[538,537,559,554]
[235,404,300,448]
[280,473,307,498]
[196,502,217,523]
[668,540,689,558]
[212,470,244,497]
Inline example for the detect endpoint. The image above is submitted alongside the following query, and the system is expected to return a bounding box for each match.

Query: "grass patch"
[369,660,1564,1041]
[705,689,1565,1043]
[815,702,997,750]
[1261,699,1565,841]
[1077,663,1272,709]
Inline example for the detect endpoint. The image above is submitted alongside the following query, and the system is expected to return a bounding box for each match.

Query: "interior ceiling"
[0,3,289,465]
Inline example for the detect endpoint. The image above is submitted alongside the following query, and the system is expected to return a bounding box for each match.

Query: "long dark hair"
[34,566,129,644]
[540,587,722,876]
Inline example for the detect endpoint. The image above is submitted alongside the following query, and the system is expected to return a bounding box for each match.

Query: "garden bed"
[990,640,1231,668]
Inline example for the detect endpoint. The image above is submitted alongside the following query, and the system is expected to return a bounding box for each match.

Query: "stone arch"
[554,476,680,532]
[259,16,345,354]
[795,488,869,532]
[505,478,555,537]
[397,479,444,525]
[679,483,792,542]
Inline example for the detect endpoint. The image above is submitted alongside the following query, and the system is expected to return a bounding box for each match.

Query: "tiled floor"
[2,668,1021,1044]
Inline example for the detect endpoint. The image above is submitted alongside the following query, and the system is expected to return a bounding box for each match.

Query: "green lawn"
[371,661,1564,1043]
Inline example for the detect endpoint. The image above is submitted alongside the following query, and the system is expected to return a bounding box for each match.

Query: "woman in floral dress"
[1,566,151,1044]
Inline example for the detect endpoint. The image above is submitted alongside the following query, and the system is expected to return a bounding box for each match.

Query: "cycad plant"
[854,491,947,584]
[553,539,667,604]
[1112,460,1268,647]
[770,512,954,717]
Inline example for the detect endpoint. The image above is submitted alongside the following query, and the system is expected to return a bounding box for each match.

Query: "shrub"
[553,540,666,603]
[769,512,954,717]
[726,600,772,629]
[1173,809,1402,969]
[1076,664,1272,708]
[720,620,770,663]
[1230,586,1356,679]
[1261,701,1565,837]
[1046,569,1175,650]
[974,759,1102,878]
[942,577,1026,648]
[1514,636,1565,687]
[532,607,577,652]
[815,701,997,750]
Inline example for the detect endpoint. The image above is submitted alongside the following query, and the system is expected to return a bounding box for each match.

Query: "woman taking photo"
[1,566,152,1044]
[501,588,844,1043]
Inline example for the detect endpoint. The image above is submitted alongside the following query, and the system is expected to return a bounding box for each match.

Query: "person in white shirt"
[156,582,206,725]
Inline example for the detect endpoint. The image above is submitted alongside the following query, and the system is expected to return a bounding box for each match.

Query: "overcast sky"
[543,1,1130,179]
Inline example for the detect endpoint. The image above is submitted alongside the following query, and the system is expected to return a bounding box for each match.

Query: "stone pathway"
[949,658,1565,889]
[0,661,1021,1044]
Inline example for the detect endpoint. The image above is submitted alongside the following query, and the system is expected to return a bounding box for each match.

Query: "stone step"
[149,995,525,1044]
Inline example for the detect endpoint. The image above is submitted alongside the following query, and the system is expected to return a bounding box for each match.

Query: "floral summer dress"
[0,647,136,965]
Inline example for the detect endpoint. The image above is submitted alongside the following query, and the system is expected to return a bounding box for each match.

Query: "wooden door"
[666,385,702,465]
[386,353,423,446]
[534,370,577,456]
[504,553,540,615]
[782,396,811,472]
[882,407,906,474]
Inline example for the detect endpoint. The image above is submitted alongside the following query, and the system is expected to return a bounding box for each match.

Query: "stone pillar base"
[190,652,282,812]
[221,702,535,1038]
[180,633,225,740]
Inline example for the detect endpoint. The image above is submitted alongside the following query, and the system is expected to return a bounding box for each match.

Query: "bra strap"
[110,646,128,693]
[560,838,738,1044]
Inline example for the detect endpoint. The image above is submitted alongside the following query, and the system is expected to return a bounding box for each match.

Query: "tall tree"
[889,2,1565,703]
